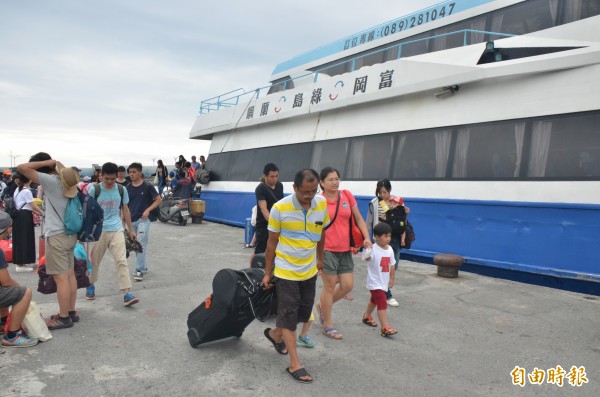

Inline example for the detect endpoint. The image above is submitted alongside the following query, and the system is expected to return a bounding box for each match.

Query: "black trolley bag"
[187,268,276,347]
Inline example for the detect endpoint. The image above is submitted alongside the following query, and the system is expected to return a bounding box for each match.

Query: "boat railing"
[199,29,515,114]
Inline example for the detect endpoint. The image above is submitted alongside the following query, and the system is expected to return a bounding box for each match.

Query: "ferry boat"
[190,0,600,293]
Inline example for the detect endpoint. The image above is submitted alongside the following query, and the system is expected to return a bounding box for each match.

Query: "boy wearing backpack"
[17,154,80,330]
[126,162,161,281]
[87,162,140,307]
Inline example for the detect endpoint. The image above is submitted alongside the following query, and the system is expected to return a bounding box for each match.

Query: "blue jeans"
[132,218,150,273]
[158,177,166,196]
[386,238,402,299]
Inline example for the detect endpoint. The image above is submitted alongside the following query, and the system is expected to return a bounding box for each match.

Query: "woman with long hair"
[316,167,372,339]
[156,160,168,196]
[12,173,44,272]
[366,178,410,307]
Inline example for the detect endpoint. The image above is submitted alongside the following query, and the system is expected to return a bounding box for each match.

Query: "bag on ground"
[187,268,276,347]
[22,301,52,342]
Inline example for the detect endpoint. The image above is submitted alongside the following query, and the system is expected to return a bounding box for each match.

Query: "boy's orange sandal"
[362,316,377,327]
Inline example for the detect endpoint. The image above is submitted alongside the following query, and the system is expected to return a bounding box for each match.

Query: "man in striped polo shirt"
[262,169,329,384]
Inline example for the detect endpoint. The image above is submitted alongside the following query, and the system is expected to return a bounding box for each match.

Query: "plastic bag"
[22,301,52,342]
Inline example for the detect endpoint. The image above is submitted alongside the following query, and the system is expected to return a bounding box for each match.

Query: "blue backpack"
[77,188,104,242]
[64,196,84,235]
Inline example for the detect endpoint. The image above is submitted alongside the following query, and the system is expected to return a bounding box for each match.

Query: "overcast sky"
[1,0,440,169]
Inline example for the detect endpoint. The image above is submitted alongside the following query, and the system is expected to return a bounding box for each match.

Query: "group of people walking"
[251,163,409,383]
[1,153,162,348]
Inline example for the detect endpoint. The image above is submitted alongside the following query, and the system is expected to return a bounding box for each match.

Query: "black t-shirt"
[126,182,159,222]
[254,182,284,228]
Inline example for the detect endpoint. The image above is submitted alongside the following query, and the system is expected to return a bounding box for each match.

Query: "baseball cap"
[56,162,79,198]
[0,211,12,234]
[2,170,11,175]
[83,176,91,182]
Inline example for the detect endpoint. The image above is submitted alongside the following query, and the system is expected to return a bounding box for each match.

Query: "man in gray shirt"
[18,153,80,330]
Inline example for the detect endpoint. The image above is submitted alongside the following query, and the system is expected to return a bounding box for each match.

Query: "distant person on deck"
[190,156,200,170]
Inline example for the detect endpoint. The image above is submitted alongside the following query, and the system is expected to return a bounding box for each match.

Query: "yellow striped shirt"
[268,194,330,281]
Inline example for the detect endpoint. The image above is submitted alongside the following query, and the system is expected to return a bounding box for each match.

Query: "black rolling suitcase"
[187,268,276,347]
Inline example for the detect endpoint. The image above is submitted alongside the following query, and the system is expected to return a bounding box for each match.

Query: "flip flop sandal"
[322,327,343,340]
[362,315,378,327]
[264,328,288,354]
[286,367,313,384]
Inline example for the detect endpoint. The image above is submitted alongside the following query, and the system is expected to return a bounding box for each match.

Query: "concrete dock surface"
[1,220,599,396]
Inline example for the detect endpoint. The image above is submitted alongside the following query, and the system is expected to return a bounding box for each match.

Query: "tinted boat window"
[392,130,438,179]
[311,139,348,176]
[228,150,255,181]
[205,152,231,181]
[451,122,524,178]
[528,113,600,178]
[279,143,314,181]
[347,134,395,179]
[490,0,556,35]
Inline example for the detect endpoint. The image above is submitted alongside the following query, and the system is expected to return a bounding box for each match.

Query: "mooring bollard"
[434,253,464,278]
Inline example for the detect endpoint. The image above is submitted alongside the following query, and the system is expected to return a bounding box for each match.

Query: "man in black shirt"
[251,163,284,264]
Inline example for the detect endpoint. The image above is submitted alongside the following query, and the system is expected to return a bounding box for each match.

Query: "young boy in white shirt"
[361,222,398,337]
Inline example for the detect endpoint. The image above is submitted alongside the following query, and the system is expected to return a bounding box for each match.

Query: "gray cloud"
[1,0,439,168]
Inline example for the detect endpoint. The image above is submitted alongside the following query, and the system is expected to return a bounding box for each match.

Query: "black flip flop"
[264,328,287,355]
[286,367,313,384]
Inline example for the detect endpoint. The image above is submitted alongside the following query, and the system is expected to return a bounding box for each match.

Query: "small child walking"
[361,222,398,337]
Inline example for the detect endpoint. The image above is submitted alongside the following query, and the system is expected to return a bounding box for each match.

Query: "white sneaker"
[387,298,399,307]
[15,265,33,273]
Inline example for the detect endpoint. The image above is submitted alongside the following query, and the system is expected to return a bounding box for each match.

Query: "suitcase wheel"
[187,328,201,347]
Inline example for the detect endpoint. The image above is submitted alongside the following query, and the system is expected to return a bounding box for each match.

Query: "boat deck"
[2,221,598,396]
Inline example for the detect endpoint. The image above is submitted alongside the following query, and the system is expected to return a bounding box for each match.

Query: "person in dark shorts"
[261,169,329,384]
[0,211,38,347]
[250,163,283,265]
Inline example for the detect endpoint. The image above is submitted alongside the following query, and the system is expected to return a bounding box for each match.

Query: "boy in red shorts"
[361,222,398,337]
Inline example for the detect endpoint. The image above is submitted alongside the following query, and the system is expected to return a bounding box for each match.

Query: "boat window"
[562,0,600,24]
[268,77,295,94]
[347,134,395,179]
[490,0,557,35]
[204,152,232,181]
[391,130,439,179]
[450,122,524,178]
[278,143,313,181]
[527,113,600,178]
[310,140,349,176]
[228,150,256,181]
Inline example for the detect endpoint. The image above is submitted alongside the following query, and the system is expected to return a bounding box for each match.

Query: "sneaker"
[46,315,73,330]
[124,292,139,307]
[85,285,96,300]
[134,271,143,281]
[15,265,33,273]
[296,335,316,348]
[2,331,38,348]
[387,298,399,307]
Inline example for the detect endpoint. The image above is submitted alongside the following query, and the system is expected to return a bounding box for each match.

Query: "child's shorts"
[369,289,387,310]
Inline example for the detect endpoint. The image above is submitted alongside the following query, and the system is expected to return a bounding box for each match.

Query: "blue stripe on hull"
[200,190,600,293]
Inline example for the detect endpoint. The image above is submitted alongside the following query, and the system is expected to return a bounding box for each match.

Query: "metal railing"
[199,29,515,115]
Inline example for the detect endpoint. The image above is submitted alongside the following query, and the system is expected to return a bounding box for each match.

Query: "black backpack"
[384,205,407,235]
[77,188,104,242]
